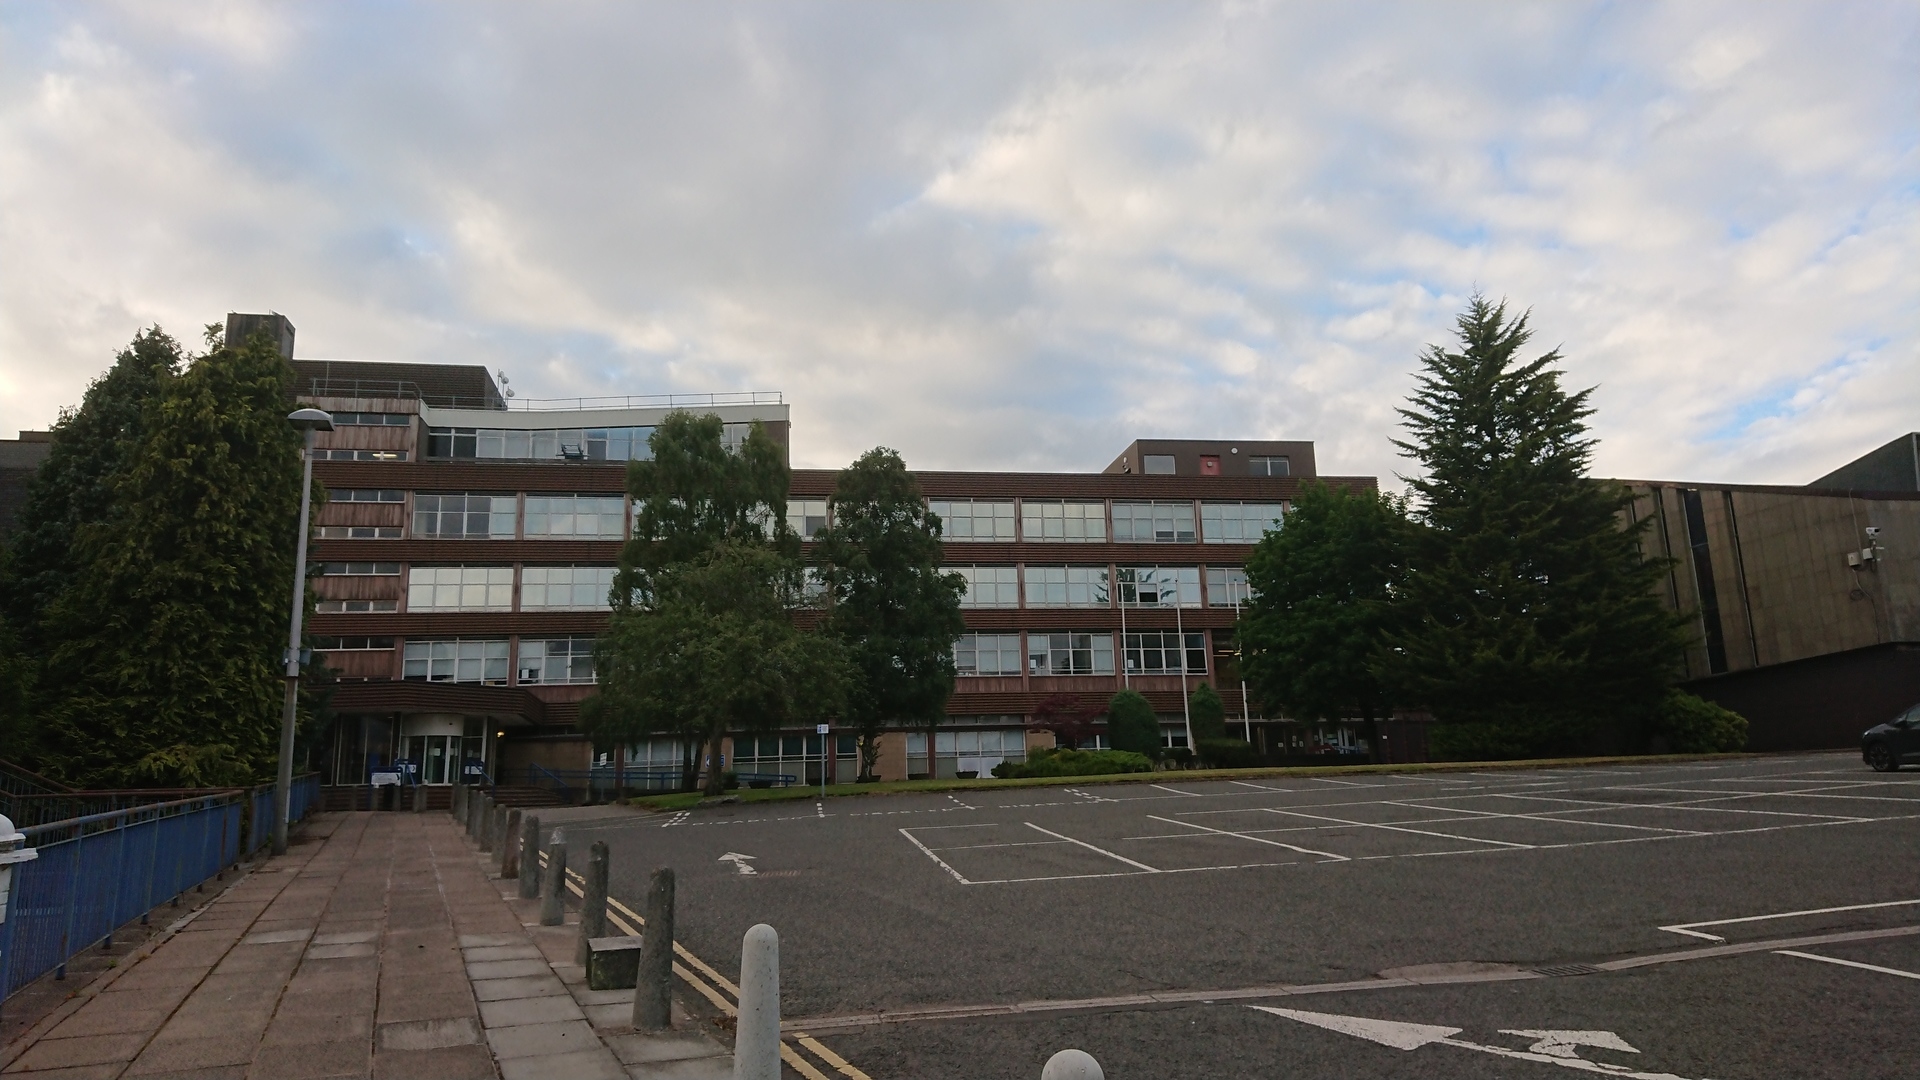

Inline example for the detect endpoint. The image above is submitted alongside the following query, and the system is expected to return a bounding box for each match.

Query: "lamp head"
[287,407,334,432]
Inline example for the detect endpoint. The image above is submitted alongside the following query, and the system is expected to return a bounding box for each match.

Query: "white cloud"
[0,0,1913,489]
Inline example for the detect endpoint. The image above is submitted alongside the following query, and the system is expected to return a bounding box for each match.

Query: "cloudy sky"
[1,2,1914,485]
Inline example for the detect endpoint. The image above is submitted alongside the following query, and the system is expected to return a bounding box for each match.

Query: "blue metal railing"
[244,774,319,854]
[1,793,238,1001]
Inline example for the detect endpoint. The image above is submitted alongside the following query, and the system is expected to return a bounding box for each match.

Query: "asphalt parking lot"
[561,752,1920,1079]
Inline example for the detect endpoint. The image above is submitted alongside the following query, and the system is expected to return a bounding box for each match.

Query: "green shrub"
[1107,690,1161,757]
[991,748,1153,778]
[1188,683,1227,743]
[1650,690,1748,753]
[1196,737,1260,769]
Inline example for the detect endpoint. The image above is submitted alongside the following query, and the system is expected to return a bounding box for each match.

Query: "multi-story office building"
[252,314,1379,798]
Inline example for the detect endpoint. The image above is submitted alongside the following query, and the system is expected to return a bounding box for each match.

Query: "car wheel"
[1866,743,1898,772]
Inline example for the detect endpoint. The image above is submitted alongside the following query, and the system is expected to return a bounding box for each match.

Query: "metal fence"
[0,773,321,1003]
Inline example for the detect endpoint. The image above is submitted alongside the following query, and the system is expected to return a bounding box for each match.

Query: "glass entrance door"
[404,735,457,784]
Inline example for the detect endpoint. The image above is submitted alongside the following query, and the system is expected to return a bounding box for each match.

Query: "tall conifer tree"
[36,328,309,785]
[1389,297,1685,758]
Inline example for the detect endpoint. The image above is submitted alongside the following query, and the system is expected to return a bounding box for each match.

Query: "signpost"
[816,724,830,797]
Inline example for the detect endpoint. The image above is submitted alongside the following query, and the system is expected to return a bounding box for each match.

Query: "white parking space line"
[1150,784,1204,797]
[1773,949,1920,981]
[1146,814,1351,861]
[1659,898,1920,942]
[1310,776,1382,787]
[933,840,1072,852]
[1229,780,1296,792]
[1024,822,1162,872]
[1260,807,1536,849]
[1378,800,1710,837]
[899,828,974,885]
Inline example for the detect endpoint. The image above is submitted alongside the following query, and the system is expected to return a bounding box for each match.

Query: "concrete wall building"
[1615,434,1920,751]
[244,314,1377,801]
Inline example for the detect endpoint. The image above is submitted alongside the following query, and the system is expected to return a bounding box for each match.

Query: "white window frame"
[1020,500,1108,542]
[1111,501,1197,543]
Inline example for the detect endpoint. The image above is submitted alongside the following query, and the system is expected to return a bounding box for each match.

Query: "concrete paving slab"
[603,1031,728,1066]
[304,941,377,960]
[310,930,380,946]
[461,944,542,962]
[478,995,587,1028]
[485,1018,599,1059]
[465,958,550,980]
[471,976,571,1002]
[498,1047,626,1080]
[374,1017,482,1051]
[370,1044,496,1080]
[629,1057,733,1080]
[240,928,314,945]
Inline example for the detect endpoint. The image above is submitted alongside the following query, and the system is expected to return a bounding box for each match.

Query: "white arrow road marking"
[718,852,758,875]
[1251,1007,1708,1079]
[1503,1030,1641,1058]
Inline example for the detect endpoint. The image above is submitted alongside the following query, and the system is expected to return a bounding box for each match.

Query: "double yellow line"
[541,854,871,1080]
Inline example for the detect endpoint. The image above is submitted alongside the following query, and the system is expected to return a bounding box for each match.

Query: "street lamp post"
[273,407,333,856]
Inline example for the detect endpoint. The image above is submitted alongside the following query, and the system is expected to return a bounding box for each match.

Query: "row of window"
[426,423,755,462]
[954,565,1253,608]
[318,493,1281,545]
[310,563,1250,612]
[397,637,597,685]
[319,629,1205,685]
[956,630,1209,676]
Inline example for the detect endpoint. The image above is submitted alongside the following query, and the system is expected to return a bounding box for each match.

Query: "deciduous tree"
[1239,482,1410,760]
[813,448,964,781]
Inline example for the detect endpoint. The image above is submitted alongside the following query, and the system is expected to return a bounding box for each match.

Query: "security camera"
[1864,526,1881,539]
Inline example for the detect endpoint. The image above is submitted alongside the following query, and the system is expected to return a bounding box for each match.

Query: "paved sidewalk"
[0,811,734,1080]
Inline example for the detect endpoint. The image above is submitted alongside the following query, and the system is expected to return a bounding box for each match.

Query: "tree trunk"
[680,739,697,792]
[857,728,880,781]
[703,724,728,796]
[1363,704,1382,765]
[924,722,938,780]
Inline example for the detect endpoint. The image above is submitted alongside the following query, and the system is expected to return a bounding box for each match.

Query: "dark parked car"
[1862,702,1920,771]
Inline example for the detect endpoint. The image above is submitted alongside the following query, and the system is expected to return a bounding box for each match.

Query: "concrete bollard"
[412,784,427,813]
[500,808,523,877]
[451,782,465,822]
[1041,1050,1104,1080]
[465,787,481,837]
[632,867,675,1031]
[517,815,542,899]
[575,841,609,967]
[479,798,497,852]
[539,829,568,926]
[733,924,780,1080]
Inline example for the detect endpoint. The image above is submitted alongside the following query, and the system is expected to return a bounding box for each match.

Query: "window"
[1249,456,1289,477]
[1206,567,1253,608]
[518,637,596,685]
[1143,455,1176,474]
[311,636,395,651]
[402,639,509,684]
[1111,501,1196,543]
[316,562,402,576]
[1117,566,1201,607]
[315,599,398,613]
[929,499,1015,541]
[1123,631,1206,674]
[412,494,515,539]
[1023,566,1110,608]
[524,495,625,539]
[1028,632,1115,676]
[800,566,828,602]
[521,566,616,610]
[407,567,514,612]
[315,526,403,539]
[318,449,408,461]
[331,489,405,504]
[1020,500,1107,542]
[906,729,1028,771]
[1201,502,1284,543]
[952,566,1019,608]
[787,499,828,540]
[954,633,1023,676]
[328,412,412,427]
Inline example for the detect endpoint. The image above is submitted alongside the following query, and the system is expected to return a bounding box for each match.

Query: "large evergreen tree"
[1389,297,1685,758]
[0,329,179,681]
[1239,482,1410,760]
[812,449,965,781]
[34,328,310,786]
[586,413,848,794]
